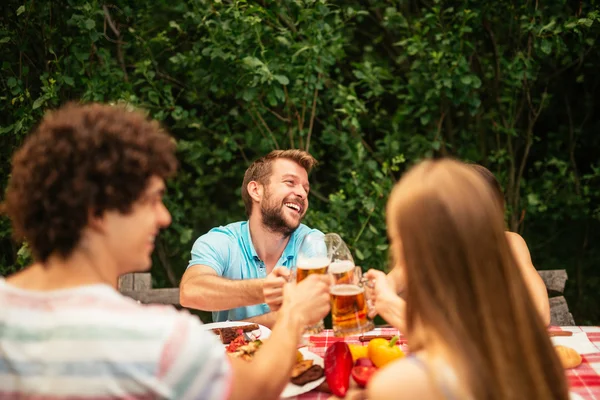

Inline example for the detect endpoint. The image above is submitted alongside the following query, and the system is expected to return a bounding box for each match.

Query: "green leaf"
[63,76,75,86]
[539,20,556,33]
[148,91,160,104]
[169,21,182,32]
[460,75,472,85]
[540,39,552,55]
[32,96,46,110]
[84,19,96,30]
[420,114,431,126]
[0,124,14,135]
[242,56,264,69]
[276,36,290,46]
[355,248,365,261]
[7,77,17,88]
[273,74,289,85]
[578,18,593,28]
[527,193,540,206]
[376,244,389,251]
[16,5,25,16]
[564,21,577,29]
[13,119,23,133]
[0,37,10,44]
[241,90,255,102]
[291,46,311,60]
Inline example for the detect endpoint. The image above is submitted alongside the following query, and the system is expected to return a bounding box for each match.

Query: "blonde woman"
[366,159,568,400]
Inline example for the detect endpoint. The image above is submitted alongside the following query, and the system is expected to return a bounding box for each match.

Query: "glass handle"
[359,267,376,320]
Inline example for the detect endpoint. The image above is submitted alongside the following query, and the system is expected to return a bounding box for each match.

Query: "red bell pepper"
[324,342,353,397]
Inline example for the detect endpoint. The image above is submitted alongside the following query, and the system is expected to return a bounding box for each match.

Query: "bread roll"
[554,345,582,369]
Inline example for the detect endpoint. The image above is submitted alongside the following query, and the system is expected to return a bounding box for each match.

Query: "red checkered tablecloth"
[295,326,600,400]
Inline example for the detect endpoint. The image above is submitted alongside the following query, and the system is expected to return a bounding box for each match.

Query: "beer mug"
[330,266,375,337]
[324,234,374,337]
[293,231,330,334]
[325,233,356,284]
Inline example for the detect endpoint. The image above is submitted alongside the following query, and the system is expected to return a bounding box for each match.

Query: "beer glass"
[330,266,375,336]
[324,234,374,337]
[293,231,330,334]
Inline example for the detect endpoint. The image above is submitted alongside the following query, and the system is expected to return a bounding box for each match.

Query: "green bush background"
[1,0,599,324]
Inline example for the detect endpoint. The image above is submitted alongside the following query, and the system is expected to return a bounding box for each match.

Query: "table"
[296,326,600,400]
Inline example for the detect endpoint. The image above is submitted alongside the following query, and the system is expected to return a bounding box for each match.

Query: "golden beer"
[294,256,329,334]
[330,284,374,337]
[295,257,329,283]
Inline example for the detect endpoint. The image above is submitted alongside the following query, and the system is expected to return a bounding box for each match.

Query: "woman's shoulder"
[505,231,532,258]
[505,230,524,242]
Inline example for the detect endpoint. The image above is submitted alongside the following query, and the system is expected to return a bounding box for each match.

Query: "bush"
[1,0,599,323]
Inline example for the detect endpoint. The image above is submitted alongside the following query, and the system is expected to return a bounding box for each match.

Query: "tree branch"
[305,75,321,153]
[259,99,290,122]
[103,5,128,82]
[283,85,295,148]
[309,188,330,203]
[482,19,507,126]
[565,97,581,195]
[252,108,280,149]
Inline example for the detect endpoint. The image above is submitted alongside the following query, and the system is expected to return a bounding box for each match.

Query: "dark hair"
[241,149,317,216]
[2,102,178,262]
[468,164,505,210]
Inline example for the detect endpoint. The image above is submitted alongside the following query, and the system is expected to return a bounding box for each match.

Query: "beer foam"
[296,256,330,269]
[328,260,354,274]
[330,284,364,296]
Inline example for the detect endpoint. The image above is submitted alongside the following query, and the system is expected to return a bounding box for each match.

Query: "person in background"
[180,149,322,328]
[0,102,331,400]
[374,163,550,327]
[366,159,567,400]
[467,163,550,325]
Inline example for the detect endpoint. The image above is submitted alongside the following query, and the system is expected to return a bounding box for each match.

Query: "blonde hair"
[241,149,317,216]
[387,158,568,400]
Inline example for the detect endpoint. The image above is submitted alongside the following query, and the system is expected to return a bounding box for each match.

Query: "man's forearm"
[180,275,265,311]
[230,305,304,400]
[243,311,278,329]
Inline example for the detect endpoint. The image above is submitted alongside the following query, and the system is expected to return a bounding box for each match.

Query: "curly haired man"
[0,102,330,399]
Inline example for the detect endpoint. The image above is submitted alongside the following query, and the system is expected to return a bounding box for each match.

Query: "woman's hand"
[365,269,406,332]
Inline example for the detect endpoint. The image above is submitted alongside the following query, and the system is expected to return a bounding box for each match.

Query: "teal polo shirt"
[187,221,321,322]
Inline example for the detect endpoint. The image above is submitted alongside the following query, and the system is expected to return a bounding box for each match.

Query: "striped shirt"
[0,278,232,399]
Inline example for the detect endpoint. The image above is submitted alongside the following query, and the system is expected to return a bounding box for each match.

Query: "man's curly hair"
[2,102,178,263]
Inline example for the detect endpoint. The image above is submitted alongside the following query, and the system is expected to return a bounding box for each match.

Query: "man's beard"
[260,198,302,237]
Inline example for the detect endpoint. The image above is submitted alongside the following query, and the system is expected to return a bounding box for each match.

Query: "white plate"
[200,321,324,398]
[200,320,271,340]
[280,347,325,399]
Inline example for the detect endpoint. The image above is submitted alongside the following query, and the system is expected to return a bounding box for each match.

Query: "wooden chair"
[117,273,180,306]
[538,269,575,326]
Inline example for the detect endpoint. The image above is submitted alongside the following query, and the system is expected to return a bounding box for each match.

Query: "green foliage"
[1,0,599,323]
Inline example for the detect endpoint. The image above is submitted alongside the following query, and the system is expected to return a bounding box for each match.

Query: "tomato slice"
[351,365,377,388]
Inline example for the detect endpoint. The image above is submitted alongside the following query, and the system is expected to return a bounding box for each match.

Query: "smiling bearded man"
[180,150,322,328]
